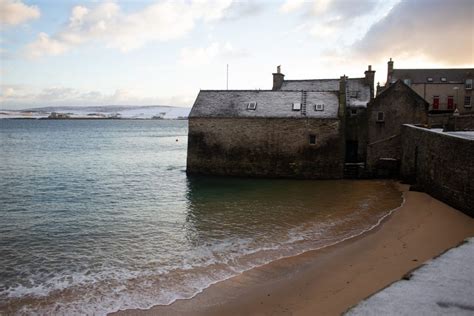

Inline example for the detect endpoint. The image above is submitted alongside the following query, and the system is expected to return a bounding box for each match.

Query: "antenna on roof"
[226,64,229,90]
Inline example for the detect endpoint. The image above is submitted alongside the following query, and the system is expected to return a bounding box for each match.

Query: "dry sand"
[113,185,474,316]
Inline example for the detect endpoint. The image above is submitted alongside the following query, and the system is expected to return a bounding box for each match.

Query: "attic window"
[427,77,433,82]
[441,77,447,82]
[350,91,359,98]
[247,102,257,110]
[292,102,301,111]
[376,111,385,122]
[315,104,324,111]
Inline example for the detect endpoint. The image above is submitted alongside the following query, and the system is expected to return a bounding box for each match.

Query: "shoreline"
[112,184,474,316]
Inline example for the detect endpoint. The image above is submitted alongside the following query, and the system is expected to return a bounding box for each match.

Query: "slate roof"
[390,68,474,84]
[189,90,339,119]
[281,77,371,108]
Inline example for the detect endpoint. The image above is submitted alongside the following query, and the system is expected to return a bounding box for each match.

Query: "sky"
[0,0,473,110]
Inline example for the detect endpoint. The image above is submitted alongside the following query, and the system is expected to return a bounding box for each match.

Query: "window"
[465,96,472,107]
[447,96,454,110]
[246,102,257,110]
[441,77,447,82]
[466,79,473,90]
[403,79,412,86]
[376,111,385,122]
[292,102,301,111]
[315,104,324,111]
[432,96,440,110]
[427,77,433,82]
[351,108,357,116]
[350,90,359,98]
[309,134,316,145]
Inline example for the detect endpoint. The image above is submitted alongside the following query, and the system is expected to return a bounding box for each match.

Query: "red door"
[447,96,454,110]
[433,96,440,110]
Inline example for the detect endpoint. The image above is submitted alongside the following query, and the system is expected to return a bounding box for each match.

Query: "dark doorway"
[345,141,358,163]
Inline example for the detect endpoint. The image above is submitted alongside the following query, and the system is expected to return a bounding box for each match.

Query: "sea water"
[0,119,402,315]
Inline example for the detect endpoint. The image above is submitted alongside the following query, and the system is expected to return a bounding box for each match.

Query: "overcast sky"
[1,0,473,109]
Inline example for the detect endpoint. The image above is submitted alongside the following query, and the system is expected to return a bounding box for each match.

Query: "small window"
[466,79,473,90]
[315,104,324,111]
[309,134,316,145]
[441,77,447,82]
[376,111,384,122]
[403,79,411,86]
[351,108,357,116]
[465,96,472,107]
[447,96,454,110]
[292,102,301,111]
[432,96,440,110]
[349,91,359,98]
[427,77,433,82]
[247,102,257,110]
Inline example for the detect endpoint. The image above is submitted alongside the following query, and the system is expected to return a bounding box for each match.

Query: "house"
[186,89,345,178]
[367,80,429,177]
[186,66,375,179]
[379,58,473,114]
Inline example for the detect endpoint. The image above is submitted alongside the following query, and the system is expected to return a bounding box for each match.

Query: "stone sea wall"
[400,124,474,216]
[187,117,345,179]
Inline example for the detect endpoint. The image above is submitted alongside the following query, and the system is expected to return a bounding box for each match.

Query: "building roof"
[391,68,474,84]
[281,77,371,108]
[189,90,339,119]
[373,80,429,107]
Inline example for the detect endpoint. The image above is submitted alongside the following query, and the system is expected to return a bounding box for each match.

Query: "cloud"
[179,41,247,66]
[23,0,236,58]
[352,0,474,64]
[0,0,40,26]
[280,0,382,40]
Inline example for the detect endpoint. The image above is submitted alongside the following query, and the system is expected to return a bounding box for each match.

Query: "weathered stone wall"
[401,125,474,216]
[445,114,474,131]
[345,108,368,163]
[187,117,344,179]
[366,82,428,177]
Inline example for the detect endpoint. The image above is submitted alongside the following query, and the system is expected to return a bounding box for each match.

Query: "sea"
[0,119,403,315]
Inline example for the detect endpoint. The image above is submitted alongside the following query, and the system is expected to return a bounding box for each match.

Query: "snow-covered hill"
[0,105,191,119]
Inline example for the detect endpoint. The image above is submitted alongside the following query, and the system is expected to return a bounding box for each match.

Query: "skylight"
[247,102,257,110]
[292,102,301,111]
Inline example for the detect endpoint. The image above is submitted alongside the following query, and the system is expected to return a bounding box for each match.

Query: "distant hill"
[1,105,191,119]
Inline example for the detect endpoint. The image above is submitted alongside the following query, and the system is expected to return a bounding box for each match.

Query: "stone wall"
[345,108,368,163]
[445,114,474,131]
[366,81,428,177]
[187,117,344,179]
[400,125,474,216]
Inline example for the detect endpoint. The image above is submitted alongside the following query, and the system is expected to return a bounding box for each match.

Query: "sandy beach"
[113,184,474,316]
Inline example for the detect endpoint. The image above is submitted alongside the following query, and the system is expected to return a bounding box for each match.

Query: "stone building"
[367,80,429,177]
[187,90,344,178]
[379,58,473,114]
[186,66,375,179]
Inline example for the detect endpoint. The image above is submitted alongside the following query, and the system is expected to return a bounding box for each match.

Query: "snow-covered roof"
[189,90,339,119]
[281,78,371,108]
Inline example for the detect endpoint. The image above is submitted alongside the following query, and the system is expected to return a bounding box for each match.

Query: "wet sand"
[113,185,474,316]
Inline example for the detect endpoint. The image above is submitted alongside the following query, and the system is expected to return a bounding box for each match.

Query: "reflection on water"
[0,120,402,315]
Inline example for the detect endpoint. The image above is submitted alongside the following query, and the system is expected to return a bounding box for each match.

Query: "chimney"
[272,65,285,90]
[387,58,394,85]
[364,65,375,100]
[338,75,348,117]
